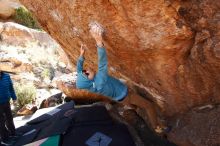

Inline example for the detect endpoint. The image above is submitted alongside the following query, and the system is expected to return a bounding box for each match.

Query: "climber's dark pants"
[0,102,15,142]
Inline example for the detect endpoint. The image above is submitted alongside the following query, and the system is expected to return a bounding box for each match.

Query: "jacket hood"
[76,72,96,92]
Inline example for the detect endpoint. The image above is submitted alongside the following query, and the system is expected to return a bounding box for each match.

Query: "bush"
[13,7,41,29]
[14,83,36,109]
[41,68,50,79]
[41,67,55,80]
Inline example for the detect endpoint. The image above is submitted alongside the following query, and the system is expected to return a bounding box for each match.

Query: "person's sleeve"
[96,46,108,86]
[77,56,85,73]
[9,76,17,100]
[98,47,108,74]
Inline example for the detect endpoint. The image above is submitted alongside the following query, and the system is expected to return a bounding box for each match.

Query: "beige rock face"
[19,0,220,118]
[0,61,32,73]
[0,22,56,47]
[0,0,20,19]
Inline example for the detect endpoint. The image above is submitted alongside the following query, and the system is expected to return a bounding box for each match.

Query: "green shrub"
[14,83,36,109]
[41,68,50,79]
[41,67,55,80]
[13,7,41,29]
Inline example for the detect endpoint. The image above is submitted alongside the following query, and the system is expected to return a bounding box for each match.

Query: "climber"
[75,22,170,134]
[76,22,128,101]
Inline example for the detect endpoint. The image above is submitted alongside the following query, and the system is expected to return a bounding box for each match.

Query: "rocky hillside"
[0,21,72,79]
[0,22,75,112]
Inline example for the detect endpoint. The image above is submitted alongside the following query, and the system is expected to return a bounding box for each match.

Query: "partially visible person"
[0,71,17,145]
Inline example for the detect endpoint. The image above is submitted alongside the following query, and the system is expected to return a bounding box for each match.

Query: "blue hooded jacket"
[0,72,17,104]
[76,46,128,101]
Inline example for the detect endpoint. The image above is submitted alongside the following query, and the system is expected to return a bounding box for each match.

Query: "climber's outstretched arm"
[95,44,108,89]
[89,21,108,86]
[77,45,86,73]
[97,45,108,76]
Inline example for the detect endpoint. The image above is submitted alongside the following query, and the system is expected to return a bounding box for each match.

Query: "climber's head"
[76,68,96,92]
[82,68,95,80]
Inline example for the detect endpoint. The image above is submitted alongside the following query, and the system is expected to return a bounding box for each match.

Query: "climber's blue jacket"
[0,72,17,104]
[76,46,128,101]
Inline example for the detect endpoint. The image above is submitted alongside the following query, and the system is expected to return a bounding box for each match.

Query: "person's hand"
[90,25,103,46]
[11,100,17,110]
[80,44,87,56]
[13,100,17,105]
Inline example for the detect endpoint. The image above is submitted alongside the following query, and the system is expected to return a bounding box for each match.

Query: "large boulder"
[18,0,220,145]
[19,0,220,117]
